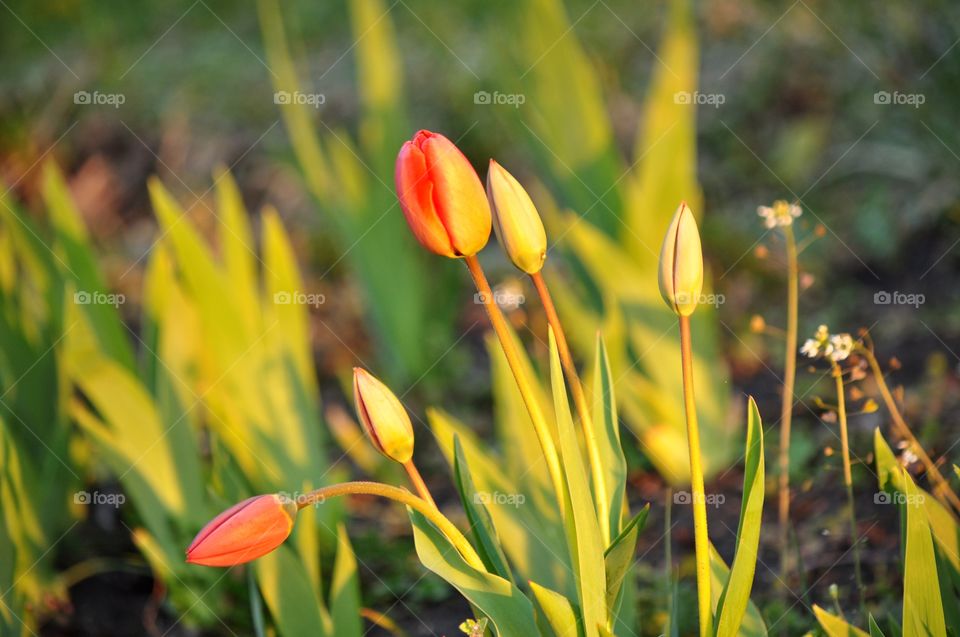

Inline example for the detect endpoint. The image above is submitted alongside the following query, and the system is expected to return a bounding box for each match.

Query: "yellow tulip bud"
[658,202,703,317]
[486,160,548,274]
[352,368,414,464]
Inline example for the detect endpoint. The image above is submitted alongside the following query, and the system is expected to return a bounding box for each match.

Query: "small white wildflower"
[800,338,821,358]
[802,324,853,361]
[901,449,919,466]
[757,200,802,229]
[828,333,854,362]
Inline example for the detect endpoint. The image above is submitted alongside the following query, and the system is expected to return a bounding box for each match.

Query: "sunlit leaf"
[530,580,578,637]
[408,510,540,637]
[549,328,607,635]
[715,398,765,637]
[593,333,628,541]
[453,436,515,583]
[329,524,362,637]
[257,545,332,637]
[427,407,570,594]
[901,470,947,637]
[813,605,870,637]
[709,545,768,637]
[603,506,649,616]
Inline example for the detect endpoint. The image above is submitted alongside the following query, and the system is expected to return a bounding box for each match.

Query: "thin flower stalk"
[659,202,711,637]
[680,314,712,637]
[484,159,605,534]
[859,343,960,515]
[403,460,438,510]
[832,361,865,617]
[464,255,567,516]
[530,270,609,541]
[778,222,799,583]
[296,481,485,571]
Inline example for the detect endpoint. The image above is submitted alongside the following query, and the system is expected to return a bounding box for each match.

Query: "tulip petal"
[395,137,457,257]
[353,367,414,464]
[186,494,296,567]
[421,133,491,256]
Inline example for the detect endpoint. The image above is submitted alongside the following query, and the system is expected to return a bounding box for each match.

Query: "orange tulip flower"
[394,130,491,257]
[186,494,297,566]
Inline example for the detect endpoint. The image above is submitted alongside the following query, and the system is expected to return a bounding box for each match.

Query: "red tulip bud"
[395,130,491,257]
[186,494,297,566]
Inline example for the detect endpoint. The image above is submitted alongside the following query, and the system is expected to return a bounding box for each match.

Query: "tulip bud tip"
[658,202,703,317]
[486,161,548,274]
[353,368,415,464]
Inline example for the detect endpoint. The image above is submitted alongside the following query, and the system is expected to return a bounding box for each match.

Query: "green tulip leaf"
[813,605,869,637]
[709,545,767,637]
[715,397,765,637]
[901,470,947,637]
[453,436,515,583]
[530,580,579,637]
[549,328,607,636]
[593,333,628,542]
[408,510,539,637]
[603,506,649,615]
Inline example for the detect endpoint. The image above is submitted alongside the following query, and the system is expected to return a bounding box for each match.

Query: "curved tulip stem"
[679,315,712,637]
[403,459,438,510]
[860,346,960,516]
[297,481,484,571]
[778,224,799,587]
[531,270,609,541]
[833,362,865,618]
[464,255,567,517]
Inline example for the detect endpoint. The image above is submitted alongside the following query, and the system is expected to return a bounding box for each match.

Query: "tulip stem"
[679,315,712,637]
[297,481,485,571]
[778,224,799,589]
[833,362,865,618]
[860,345,960,516]
[403,460,438,510]
[464,255,567,517]
[531,271,610,541]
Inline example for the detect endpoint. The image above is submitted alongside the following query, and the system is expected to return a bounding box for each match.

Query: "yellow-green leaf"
[593,333,628,541]
[330,524,362,637]
[709,545,767,637]
[901,470,947,637]
[408,510,539,637]
[530,580,578,637]
[549,328,607,635]
[813,605,870,637]
[715,398,765,637]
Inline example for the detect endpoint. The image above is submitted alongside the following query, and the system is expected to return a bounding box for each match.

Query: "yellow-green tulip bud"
[353,367,414,464]
[486,160,548,274]
[658,202,703,317]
